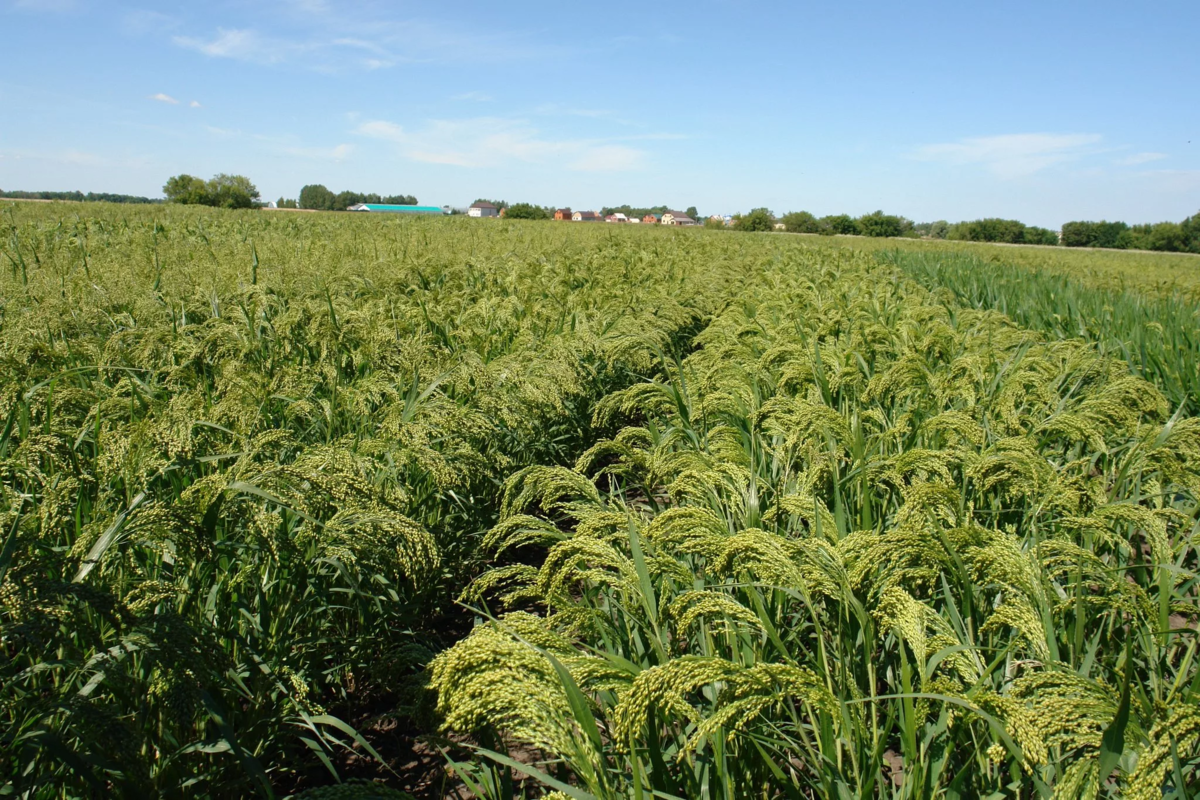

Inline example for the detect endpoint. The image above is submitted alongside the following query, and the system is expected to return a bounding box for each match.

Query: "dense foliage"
[732,208,775,232]
[1,202,1197,798]
[163,174,261,210]
[298,185,418,211]
[1062,214,1200,253]
[502,203,550,220]
[947,218,1059,246]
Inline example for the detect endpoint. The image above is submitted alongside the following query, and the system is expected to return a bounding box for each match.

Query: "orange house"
[554,208,572,220]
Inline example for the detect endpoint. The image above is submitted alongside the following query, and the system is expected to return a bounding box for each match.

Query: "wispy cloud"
[174,28,298,63]
[189,100,202,108]
[356,117,647,172]
[150,93,179,104]
[912,133,1103,178]
[1116,152,1167,166]
[169,6,573,72]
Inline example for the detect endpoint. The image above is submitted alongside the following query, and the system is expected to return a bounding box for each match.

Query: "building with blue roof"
[347,203,448,215]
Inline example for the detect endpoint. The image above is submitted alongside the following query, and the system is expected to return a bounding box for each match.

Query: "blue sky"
[1,0,1197,227]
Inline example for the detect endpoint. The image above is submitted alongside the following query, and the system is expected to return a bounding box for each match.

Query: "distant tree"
[0,190,158,204]
[685,206,699,220]
[948,218,1027,244]
[733,208,775,232]
[818,214,859,236]
[299,184,336,211]
[781,211,819,234]
[381,194,418,205]
[926,220,950,239]
[1061,220,1130,249]
[1144,222,1187,252]
[207,174,260,209]
[504,203,549,220]
[1182,210,1200,253]
[857,210,910,238]
[163,174,212,206]
[1022,226,1059,246]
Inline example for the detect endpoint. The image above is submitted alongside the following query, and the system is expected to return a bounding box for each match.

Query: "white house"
[469,201,499,218]
[661,210,696,226]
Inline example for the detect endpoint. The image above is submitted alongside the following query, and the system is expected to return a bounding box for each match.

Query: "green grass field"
[2,202,1198,799]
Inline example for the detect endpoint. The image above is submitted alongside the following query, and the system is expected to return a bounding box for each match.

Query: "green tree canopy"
[857,210,911,238]
[299,184,335,211]
[162,174,212,206]
[163,174,259,209]
[818,214,860,236]
[503,203,549,220]
[781,211,819,234]
[733,208,775,232]
[208,174,260,209]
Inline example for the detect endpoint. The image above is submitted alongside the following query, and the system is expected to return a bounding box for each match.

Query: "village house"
[573,211,602,222]
[642,213,661,224]
[468,201,499,218]
[661,210,696,226]
[554,208,572,221]
[604,213,628,223]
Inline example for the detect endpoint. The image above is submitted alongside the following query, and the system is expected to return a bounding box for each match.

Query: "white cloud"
[356,116,647,172]
[150,93,179,104]
[1116,152,1167,166]
[189,100,202,108]
[912,133,1103,178]
[174,28,300,63]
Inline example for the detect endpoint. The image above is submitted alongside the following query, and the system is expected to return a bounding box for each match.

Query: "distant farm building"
[573,211,602,222]
[605,213,628,223]
[469,201,499,218]
[554,208,572,221]
[661,211,696,226]
[642,214,661,224]
[347,204,447,215]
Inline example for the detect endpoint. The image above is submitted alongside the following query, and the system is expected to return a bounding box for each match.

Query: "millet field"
[2,202,1198,799]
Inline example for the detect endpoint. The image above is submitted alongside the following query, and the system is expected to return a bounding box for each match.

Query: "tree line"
[163,174,261,209]
[296,185,418,211]
[1060,214,1200,253]
[0,190,161,204]
[754,207,1200,252]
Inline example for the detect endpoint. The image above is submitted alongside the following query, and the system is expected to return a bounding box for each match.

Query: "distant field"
[2,201,1197,799]
[787,229,1200,300]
